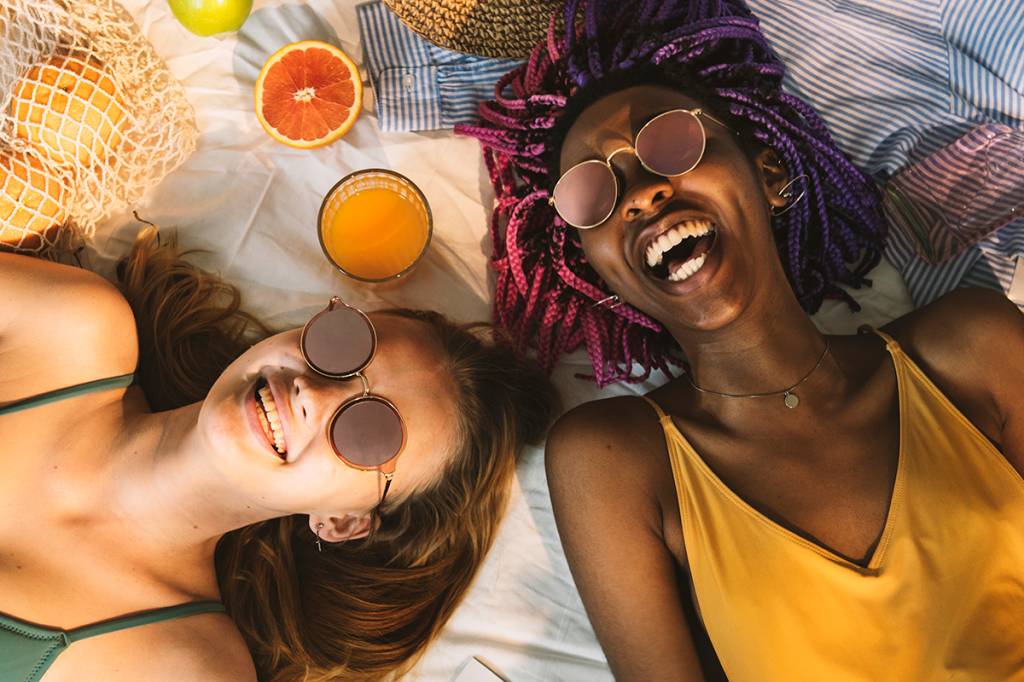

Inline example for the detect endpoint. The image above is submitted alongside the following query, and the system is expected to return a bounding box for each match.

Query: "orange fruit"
[254,41,362,149]
[0,151,68,252]
[10,53,129,167]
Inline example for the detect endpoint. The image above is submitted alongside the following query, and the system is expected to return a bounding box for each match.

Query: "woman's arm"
[0,252,137,399]
[546,399,706,682]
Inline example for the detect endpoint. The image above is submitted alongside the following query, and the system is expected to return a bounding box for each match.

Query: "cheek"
[200,369,250,442]
[579,230,625,282]
[294,456,383,513]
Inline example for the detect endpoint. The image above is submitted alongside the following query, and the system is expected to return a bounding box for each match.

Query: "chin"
[623,254,756,334]
[646,287,751,333]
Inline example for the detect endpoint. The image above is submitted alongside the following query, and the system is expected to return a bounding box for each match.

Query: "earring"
[315,522,325,552]
[591,294,622,309]
[770,174,809,216]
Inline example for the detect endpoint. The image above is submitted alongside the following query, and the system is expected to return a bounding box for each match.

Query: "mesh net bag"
[0,0,196,253]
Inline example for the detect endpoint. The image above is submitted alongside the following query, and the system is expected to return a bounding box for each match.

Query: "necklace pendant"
[784,392,799,409]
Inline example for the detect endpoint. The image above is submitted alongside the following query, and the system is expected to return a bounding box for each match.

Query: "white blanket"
[89,2,914,679]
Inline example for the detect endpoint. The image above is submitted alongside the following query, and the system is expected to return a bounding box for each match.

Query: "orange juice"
[318,171,432,282]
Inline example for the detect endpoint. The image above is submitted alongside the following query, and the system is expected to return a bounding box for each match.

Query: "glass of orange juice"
[317,169,433,282]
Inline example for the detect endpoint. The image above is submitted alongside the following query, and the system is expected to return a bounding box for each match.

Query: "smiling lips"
[642,218,717,283]
[254,377,287,460]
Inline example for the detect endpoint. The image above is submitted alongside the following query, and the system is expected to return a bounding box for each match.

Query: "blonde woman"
[0,230,556,681]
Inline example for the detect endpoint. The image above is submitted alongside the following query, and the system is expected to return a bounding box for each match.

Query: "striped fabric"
[356,1,520,132]
[359,0,1024,307]
[744,0,1024,310]
[882,123,1024,264]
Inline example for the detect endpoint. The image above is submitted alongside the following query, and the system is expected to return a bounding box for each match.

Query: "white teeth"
[667,252,708,282]
[257,386,287,454]
[647,244,660,268]
[645,220,714,269]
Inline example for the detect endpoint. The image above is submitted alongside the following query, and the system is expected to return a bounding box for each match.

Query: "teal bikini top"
[0,373,135,416]
[0,373,227,681]
[0,601,226,682]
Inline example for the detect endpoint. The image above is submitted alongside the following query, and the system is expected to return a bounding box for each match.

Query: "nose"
[618,165,674,222]
[293,372,356,422]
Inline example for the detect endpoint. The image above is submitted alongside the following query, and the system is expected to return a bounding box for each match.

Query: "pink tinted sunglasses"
[300,297,406,507]
[550,108,728,229]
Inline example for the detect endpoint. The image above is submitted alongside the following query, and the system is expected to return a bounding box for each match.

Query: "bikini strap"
[0,373,135,417]
[641,395,673,424]
[858,325,902,352]
[65,601,225,643]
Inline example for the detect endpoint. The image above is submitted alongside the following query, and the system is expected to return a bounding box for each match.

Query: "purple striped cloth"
[882,124,1024,264]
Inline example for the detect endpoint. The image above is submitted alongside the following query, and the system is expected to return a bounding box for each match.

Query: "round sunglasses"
[300,297,406,508]
[549,108,729,229]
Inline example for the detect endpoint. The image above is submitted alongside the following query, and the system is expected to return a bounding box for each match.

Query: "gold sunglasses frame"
[549,108,728,230]
[299,296,407,508]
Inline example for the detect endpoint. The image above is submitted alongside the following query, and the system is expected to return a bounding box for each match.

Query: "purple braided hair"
[456,0,888,386]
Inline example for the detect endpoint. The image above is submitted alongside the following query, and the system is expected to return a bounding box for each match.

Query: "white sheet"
[88,2,915,679]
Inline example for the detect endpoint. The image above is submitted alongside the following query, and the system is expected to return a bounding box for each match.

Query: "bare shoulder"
[546,394,673,536]
[546,395,668,486]
[886,287,1023,357]
[0,252,132,329]
[885,287,1024,446]
[0,253,137,391]
[885,287,1023,386]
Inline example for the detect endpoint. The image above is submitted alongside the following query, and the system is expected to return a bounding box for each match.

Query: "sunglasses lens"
[636,110,705,176]
[553,160,618,228]
[331,398,404,468]
[303,307,374,376]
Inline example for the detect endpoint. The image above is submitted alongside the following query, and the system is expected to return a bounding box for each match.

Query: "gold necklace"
[684,340,831,409]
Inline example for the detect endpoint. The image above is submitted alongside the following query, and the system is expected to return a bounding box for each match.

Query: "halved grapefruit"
[254,41,363,149]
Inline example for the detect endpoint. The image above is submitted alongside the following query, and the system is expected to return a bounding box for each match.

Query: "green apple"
[167,0,253,37]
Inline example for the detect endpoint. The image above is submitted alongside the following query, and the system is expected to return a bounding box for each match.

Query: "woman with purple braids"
[459,0,1024,678]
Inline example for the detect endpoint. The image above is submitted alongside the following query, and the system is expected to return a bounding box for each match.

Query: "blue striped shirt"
[356,1,521,132]
[743,0,1024,309]
[359,0,1024,307]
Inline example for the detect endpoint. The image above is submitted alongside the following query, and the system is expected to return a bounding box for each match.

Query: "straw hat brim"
[383,0,561,59]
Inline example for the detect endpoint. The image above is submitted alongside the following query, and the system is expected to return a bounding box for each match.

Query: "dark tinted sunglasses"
[300,297,406,508]
[550,108,728,229]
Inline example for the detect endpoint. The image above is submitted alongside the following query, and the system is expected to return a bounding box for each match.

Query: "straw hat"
[382,0,561,59]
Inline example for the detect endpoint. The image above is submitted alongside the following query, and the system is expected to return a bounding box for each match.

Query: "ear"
[756,147,791,211]
[309,513,378,544]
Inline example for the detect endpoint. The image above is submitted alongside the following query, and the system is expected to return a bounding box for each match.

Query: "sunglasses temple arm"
[698,110,729,130]
[377,473,394,511]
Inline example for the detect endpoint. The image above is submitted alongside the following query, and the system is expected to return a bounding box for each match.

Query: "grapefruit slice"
[254,41,363,149]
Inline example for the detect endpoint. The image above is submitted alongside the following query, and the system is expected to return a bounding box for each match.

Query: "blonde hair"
[116,228,557,680]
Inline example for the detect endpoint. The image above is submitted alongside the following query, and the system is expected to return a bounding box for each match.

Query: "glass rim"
[551,159,620,230]
[635,109,708,178]
[300,302,378,379]
[551,108,709,229]
[328,393,407,472]
[316,168,434,283]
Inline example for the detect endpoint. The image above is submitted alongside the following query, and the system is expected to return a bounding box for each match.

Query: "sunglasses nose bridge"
[605,145,637,165]
[355,372,370,397]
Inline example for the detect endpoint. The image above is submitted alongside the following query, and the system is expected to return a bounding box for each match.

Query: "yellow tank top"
[646,330,1024,681]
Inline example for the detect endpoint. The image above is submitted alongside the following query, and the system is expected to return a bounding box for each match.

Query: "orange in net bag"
[11,53,129,168]
[0,0,196,252]
[0,150,67,252]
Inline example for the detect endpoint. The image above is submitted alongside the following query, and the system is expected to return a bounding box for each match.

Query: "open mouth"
[643,219,717,283]
[254,377,287,460]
